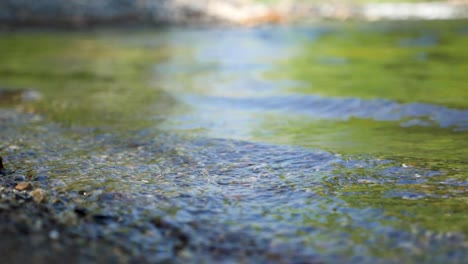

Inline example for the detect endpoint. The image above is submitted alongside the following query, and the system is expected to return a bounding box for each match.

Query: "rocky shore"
[0,109,203,263]
[1,0,468,27]
[0,155,154,263]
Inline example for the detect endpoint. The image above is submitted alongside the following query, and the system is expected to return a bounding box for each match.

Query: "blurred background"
[0,0,467,263]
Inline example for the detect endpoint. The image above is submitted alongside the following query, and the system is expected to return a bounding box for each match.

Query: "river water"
[0,21,467,263]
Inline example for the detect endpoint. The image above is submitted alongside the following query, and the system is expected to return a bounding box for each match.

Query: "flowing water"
[0,20,467,263]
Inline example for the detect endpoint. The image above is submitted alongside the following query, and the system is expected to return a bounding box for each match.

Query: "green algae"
[255,23,468,236]
[0,30,175,130]
[255,116,468,171]
[269,20,468,108]
[256,21,468,239]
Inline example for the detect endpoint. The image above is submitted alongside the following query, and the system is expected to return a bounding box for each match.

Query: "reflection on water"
[0,21,467,262]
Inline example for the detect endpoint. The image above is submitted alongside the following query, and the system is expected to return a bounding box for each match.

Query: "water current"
[0,21,467,263]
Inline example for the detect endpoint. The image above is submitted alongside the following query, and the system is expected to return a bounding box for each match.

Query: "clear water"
[0,21,467,263]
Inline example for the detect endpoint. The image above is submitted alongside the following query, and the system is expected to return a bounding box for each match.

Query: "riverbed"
[0,20,467,263]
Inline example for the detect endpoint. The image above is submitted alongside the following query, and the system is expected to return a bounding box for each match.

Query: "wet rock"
[49,230,60,240]
[33,175,49,182]
[21,90,42,102]
[77,190,89,196]
[0,89,23,102]
[6,181,17,188]
[92,214,119,225]
[74,207,88,217]
[30,188,47,203]
[0,88,42,103]
[32,219,43,232]
[152,216,190,251]
[99,191,124,201]
[13,175,26,182]
[15,182,33,191]
[0,203,10,210]
[56,210,78,226]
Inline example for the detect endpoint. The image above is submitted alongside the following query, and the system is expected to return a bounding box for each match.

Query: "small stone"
[34,175,48,182]
[57,210,78,225]
[74,207,88,217]
[78,190,88,196]
[22,90,42,102]
[357,179,377,184]
[49,230,60,240]
[30,188,47,203]
[178,249,193,259]
[98,191,123,201]
[14,175,26,182]
[15,182,33,191]
[33,219,43,232]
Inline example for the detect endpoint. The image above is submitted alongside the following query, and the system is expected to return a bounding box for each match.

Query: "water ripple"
[178,94,468,131]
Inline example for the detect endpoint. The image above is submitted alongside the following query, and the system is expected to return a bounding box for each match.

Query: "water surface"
[0,21,467,263]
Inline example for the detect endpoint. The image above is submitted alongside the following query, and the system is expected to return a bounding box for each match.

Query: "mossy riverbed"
[0,21,467,263]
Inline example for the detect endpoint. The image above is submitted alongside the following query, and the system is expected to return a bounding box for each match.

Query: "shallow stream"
[0,20,467,263]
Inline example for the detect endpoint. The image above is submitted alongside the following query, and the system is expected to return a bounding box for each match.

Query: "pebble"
[98,191,123,201]
[33,219,43,232]
[57,210,78,225]
[30,188,47,203]
[49,230,60,240]
[14,175,26,182]
[15,182,33,191]
[21,90,42,102]
[34,175,49,182]
[78,190,88,196]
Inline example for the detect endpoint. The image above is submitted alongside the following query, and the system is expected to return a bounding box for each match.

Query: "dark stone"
[99,192,124,201]
[13,175,26,182]
[6,181,17,188]
[74,207,88,217]
[78,190,88,196]
[33,175,49,182]
[92,214,118,225]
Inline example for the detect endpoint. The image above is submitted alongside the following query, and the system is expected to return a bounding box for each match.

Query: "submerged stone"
[30,188,47,203]
[33,175,49,182]
[13,175,26,182]
[15,182,33,191]
[49,230,60,240]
